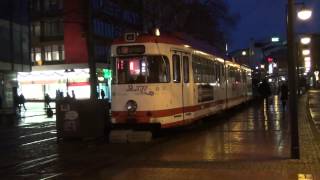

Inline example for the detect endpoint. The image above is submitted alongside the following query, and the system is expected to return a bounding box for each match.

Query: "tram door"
[172,51,191,122]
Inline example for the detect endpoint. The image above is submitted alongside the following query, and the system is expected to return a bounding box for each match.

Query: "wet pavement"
[0,94,320,179]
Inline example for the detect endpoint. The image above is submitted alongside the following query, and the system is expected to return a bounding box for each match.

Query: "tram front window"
[114,56,170,84]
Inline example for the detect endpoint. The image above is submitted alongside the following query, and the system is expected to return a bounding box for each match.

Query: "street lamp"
[304,57,311,61]
[297,8,312,20]
[302,49,310,56]
[287,0,312,159]
[300,37,311,45]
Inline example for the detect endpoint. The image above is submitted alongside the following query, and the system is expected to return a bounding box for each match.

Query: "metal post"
[287,0,300,159]
[87,0,98,99]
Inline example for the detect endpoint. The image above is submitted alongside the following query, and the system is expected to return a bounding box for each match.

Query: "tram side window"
[192,56,201,83]
[173,54,181,83]
[228,67,234,81]
[235,69,241,82]
[217,62,222,83]
[221,64,225,78]
[242,71,247,82]
[183,56,189,83]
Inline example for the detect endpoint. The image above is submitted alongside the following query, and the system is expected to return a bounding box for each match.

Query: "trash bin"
[56,99,109,140]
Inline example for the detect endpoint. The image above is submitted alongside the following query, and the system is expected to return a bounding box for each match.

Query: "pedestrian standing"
[56,90,60,101]
[280,83,288,111]
[44,94,51,108]
[19,94,27,110]
[259,79,271,104]
[66,92,71,99]
[72,90,76,99]
[101,89,105,99]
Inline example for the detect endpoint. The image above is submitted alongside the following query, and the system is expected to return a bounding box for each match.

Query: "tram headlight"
[126,100,137,113]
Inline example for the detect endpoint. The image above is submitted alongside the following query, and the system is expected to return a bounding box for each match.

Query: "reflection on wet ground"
[0,102,55,127]
[0,96,295,179]
[135,96,290,162]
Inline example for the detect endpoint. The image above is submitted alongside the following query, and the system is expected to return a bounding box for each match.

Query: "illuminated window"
[129,59,141,75]
[45,46,52,61]
[31,48,42,62]
[52,45,59,60]
[41,44,64,62]
[60,45,65,60]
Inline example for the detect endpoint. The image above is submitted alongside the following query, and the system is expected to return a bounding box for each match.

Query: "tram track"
[0,154,60,178]
[0,123,56,134]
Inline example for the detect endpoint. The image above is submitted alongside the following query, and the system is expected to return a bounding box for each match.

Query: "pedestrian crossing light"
[103,69,112,79]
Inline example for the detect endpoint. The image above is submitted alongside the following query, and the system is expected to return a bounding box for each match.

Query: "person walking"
[280,82,288,111]
[101,89,105,99]
[259,79,271,104]
[44,94,51,108]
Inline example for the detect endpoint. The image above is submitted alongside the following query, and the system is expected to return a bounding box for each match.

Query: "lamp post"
[287,0,299,159]
[287,0,312,159]
[87,0,98,99]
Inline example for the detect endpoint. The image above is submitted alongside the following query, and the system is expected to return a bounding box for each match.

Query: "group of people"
[258,79,288,110]
[55,90,76,100]
[13,88,107,112]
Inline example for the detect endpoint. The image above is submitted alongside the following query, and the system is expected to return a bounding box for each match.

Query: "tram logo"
[126,85,154,96]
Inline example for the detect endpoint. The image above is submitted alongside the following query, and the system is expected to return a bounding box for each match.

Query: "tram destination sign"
[117,45,145,55]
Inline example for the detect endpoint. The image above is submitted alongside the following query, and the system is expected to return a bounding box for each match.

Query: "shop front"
[18,68,112,101]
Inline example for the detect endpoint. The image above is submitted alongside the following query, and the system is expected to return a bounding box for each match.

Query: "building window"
[43,19,63,37]
[59,45,65,60]
[52,45,59,60]
[93,19,116,38]
[31,48,42,62]
[31,22,41,37]
[45,46,52,61]
[44,0,63,11]
[30,0,41,11]
[43,45,64,62]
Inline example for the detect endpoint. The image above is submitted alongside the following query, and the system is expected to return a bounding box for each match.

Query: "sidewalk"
[89,91,320,180]
[0,102,56,127]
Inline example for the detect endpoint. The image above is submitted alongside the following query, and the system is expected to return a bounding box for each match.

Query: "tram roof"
[113,33,228,59]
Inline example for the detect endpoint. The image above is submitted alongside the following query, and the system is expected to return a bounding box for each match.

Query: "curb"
[305,91,320,139]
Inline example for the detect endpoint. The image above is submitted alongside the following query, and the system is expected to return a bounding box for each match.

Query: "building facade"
[19,0,142,100]
[0,0,31,108]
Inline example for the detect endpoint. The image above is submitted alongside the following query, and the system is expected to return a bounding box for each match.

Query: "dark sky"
[227,0,320,51]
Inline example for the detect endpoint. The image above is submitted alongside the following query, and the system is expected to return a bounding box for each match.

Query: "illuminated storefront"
[18,68,112,101]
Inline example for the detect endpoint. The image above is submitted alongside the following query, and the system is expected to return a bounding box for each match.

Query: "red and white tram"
[110,33,252,129]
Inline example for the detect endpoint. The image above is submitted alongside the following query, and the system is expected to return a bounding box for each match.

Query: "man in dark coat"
[259,79,271,104]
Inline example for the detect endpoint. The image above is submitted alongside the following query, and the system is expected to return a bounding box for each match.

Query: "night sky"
[227,0,320,51]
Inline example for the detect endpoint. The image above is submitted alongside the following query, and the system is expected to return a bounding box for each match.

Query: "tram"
[110,33,252,129]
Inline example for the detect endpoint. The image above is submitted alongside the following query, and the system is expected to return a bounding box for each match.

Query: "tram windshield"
[113,55,170,84]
